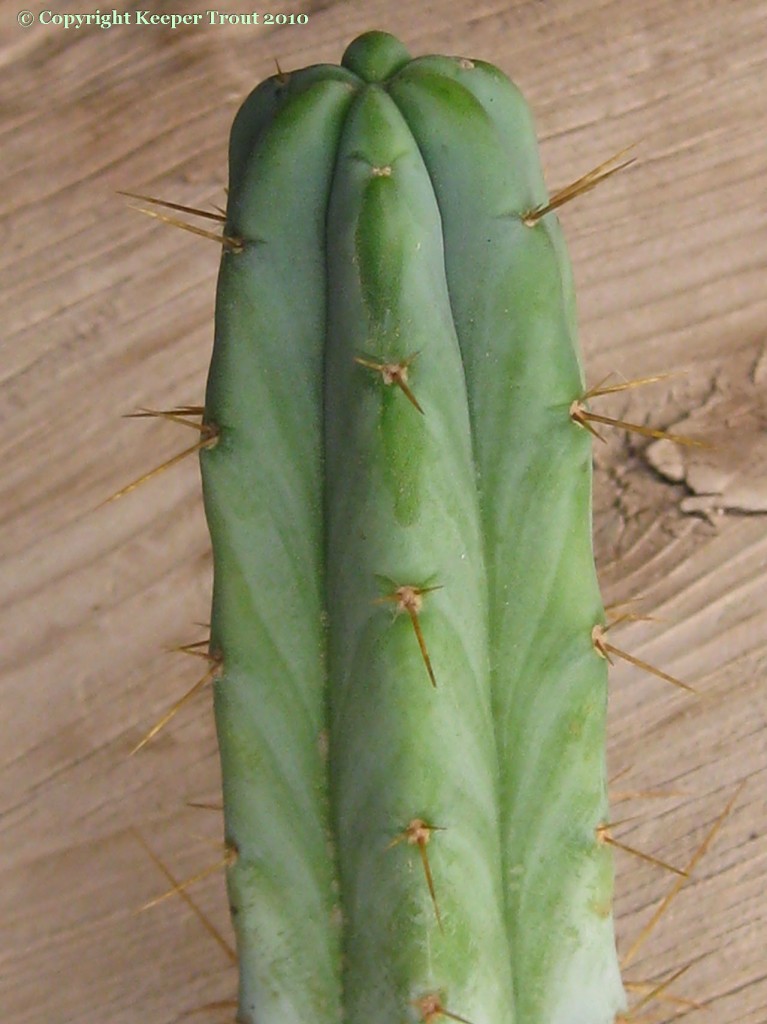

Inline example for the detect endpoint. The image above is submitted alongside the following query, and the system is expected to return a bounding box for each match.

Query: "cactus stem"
[130,828,237,963]
[622,783,745,968]
[521,145,637,226]
[570,399,707,447]
[100,425,218,506]
[354,353,424,414]
[595,823,688,877]
[375,584,442,688]
[129,657,222,756]
[117,190,227,223]
[413,993,475,1024]
[387,819,446,930]
[592,625,697,695]
[140,843,238,911]
[126,203,244,251]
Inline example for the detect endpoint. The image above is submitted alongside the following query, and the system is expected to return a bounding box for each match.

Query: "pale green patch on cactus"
[199,30,626,1024]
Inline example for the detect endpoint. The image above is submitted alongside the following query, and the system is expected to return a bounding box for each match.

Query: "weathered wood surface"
[2,1,765,1021]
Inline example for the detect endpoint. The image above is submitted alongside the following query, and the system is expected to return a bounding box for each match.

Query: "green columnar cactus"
[200,30,626,1024]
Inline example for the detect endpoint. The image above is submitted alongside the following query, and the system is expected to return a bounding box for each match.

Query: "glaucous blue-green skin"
[202,74,356,1024]
[389,59,626,1024]
[324,83,514,1024]
[201,29,625,1024]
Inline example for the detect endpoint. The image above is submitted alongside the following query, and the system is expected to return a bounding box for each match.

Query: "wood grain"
[2,2,765,1022]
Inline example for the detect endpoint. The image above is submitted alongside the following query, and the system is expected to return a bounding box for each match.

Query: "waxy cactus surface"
[200,29,626,1024]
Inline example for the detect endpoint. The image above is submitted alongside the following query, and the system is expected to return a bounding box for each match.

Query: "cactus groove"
[199,30,626,1024]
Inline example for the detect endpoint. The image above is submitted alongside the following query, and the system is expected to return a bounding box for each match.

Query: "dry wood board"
[1,1,766,1022]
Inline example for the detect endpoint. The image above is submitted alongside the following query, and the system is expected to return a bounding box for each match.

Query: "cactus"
[199,29,626,1024]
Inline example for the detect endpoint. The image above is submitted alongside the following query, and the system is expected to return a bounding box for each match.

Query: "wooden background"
[2,1,765,1022]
